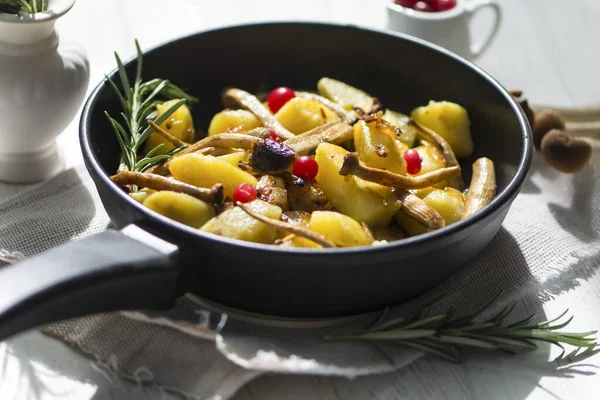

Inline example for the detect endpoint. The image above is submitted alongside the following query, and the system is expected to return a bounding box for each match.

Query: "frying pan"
[0,22,532,340]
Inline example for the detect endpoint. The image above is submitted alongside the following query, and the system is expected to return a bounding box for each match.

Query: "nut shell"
[540,129,592,173]
[533,110,565,150]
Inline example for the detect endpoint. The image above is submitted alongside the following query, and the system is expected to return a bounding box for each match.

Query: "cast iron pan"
[0,22,532,340]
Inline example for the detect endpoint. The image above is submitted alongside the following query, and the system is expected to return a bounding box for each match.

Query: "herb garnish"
[0,0,47,14]
[104,40,198,173]
[324,296,599,363]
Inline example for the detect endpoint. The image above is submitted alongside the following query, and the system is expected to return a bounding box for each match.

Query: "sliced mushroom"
[339,152,461,190]
[296,91,358,125]
[235,201,336,248]
[223,88,295,140]
[408,118,464,190]
[284,121,354,155]
[287,181,330,212]
[256,175,289,210]
[111,171,224,204]
[463,157,496,219]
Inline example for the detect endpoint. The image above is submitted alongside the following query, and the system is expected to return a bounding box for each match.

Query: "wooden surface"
[0,0,599,399]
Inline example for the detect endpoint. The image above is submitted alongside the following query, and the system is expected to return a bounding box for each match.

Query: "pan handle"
[0,225,179,341]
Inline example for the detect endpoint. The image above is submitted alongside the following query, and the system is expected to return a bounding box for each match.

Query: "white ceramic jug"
[0,0,89,183]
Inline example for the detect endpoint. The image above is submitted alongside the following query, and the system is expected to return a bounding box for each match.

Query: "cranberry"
[233,183,257,203]
[430,0,457,11]
[394,0,419,7]
[269,130,280,141]
[292,156,319,181]
[403,149,422,175]
[267,87,295,113]
[413,1,433,11]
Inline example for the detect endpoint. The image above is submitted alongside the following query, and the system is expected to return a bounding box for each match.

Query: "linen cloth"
[0,152,598,400]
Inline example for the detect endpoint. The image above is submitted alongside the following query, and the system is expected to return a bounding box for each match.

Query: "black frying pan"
[0,22,532,341]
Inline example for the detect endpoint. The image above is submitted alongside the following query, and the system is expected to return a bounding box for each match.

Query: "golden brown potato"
[317,77,374,113]
[208,109,262,136]
[275,97,338,134]
[382,110,418,149]
[168,153,257,199]
[315,143,402,226]
[354,120,407,174]
[411,100,474,158]
[200,199,282,243]
[421,187,465,225]
[144,100,194,155]
[144,191,215,228]
[309,211,373,247]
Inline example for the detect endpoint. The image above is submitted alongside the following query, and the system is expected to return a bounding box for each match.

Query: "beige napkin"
[0,147,598,399]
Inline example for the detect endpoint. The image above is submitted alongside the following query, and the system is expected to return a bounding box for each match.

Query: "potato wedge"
[275,97,338,134]
[169,153,257,199]
[315,143,402,226]
[208,109,262,136]
[310,211,373,247]
[421,187,465,225]
[217,150,250,167]
[382,110,418,149]
[317,77,374,113]
[144,100,194,154]
[144,191,215,228]
[411,100,474,158]
[201,199,282,244]
[354,120,407,174]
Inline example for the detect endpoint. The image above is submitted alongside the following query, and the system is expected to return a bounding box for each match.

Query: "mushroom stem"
[397,191,446,230]
[408,119,464,190]
[223,88,295,140]
[111,171,224,204]
[147,120,189,147]
[284,121,354,155]
[296,92,358,125]
[463,158,496,219]
[339,152,461,189]
[235,202,336,248]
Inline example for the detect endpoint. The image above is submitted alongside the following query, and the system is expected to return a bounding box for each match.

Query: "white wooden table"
[1,0,599,399]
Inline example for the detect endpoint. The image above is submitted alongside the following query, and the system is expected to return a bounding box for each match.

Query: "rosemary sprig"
[104,40,198,172]
[0,0,47,14]
[324,299,599,364]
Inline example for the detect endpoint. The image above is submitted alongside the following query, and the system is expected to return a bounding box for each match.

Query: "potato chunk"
[168,153,257,199]
[382,110,418,148]
[208,109,262,136]
[274,97,338,134]
[317,77,374,113]
[310,211,373,247]
[421,188,465,225]
[315,143,402,226]
[217,151,250,167]
[201,200,282,244]
[144,191,215,228]
[354,120,407,174]
[144,100,194,154]
[411,100,474,158]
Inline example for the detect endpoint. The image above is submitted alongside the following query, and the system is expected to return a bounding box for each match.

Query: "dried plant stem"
[147,120,189,147]
[111,171,224,204]
[340,152,461,189]
[236,202,336,248]
[463,158,496,219]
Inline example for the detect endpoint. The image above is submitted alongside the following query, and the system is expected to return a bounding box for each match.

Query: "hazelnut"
[532,110,566,150]
[540,129,592,173]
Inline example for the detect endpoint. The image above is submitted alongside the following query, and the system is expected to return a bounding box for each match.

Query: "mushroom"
[223,88,295,140]
[397,191,446,230]
[249,139,297,174]
[283,121,354,155]
[111,171,224,204]
[408,118,464,190]
[463,157,496,219]
[540,129,592,173]
[339,152,461,190]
